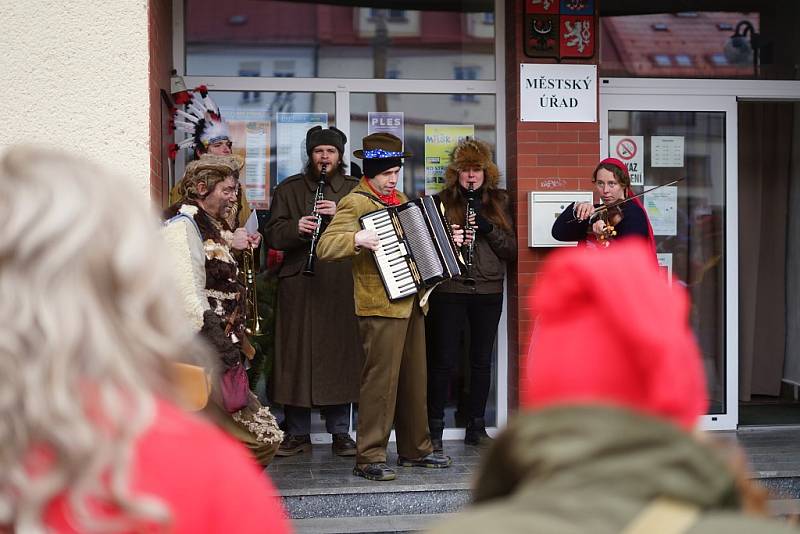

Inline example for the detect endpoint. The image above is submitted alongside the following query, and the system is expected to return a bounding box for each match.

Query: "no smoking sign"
[610,135,643,186]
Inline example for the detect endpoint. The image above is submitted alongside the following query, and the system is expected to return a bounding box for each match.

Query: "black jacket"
[552,200,650,243]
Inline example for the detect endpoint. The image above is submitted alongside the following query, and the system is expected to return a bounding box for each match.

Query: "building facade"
[8,0,799,433]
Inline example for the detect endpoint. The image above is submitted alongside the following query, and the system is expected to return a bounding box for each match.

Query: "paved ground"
[267,440,484,496]
[267,428,800,494]
[269,429,800,532]
[725,427,800,478]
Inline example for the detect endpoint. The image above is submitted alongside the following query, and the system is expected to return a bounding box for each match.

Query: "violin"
[589,203,623,247]
[569,177,686,247]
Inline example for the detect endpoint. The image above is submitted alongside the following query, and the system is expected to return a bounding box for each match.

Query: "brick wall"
[505,0,600,409]
[148,0,172,206]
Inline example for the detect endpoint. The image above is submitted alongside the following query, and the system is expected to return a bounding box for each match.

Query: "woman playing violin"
[551,157,655,252]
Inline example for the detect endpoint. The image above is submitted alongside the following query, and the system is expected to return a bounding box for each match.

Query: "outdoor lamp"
[723,20,759,73]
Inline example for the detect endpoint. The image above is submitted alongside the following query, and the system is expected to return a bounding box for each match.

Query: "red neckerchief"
[365,178,400,206]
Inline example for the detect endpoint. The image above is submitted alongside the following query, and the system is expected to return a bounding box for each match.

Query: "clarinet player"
[427,138,516,453]
[263,126,363,458]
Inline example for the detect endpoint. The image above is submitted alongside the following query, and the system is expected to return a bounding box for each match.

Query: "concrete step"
[269,441,481,521]
[271,430,800,528]
[292,513,454,534]
[281,480,470,520]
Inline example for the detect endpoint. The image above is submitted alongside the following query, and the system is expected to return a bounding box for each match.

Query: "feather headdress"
[169,86,230,158]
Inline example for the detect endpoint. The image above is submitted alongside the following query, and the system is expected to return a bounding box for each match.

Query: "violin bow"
[569,176,686,224]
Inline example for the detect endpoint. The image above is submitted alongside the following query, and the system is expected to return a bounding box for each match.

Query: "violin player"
[552,157,655,253]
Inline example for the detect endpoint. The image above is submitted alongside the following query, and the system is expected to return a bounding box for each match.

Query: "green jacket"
[428,406,797,534]
[316,178,419,318]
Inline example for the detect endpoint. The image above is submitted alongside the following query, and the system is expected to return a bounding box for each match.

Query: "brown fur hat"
[444,138,500,189]
[179,154,244,200]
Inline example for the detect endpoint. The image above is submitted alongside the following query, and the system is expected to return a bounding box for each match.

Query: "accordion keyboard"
[361,210,419,300]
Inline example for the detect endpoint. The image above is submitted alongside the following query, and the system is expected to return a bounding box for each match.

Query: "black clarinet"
[462,183,477,286]
[302,163,327,276]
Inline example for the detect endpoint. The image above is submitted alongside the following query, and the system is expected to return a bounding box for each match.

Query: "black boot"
[464,417,492,447]
[429,418,444,453]
[276,434,312,456]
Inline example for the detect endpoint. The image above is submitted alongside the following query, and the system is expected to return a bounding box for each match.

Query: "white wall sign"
[651,136,685,167]
[657,253,673,286]
[528,191,594,248]
[520,64,597,123]
[644,185,678,236]
[276,112,327,183]
[609,135,644,186]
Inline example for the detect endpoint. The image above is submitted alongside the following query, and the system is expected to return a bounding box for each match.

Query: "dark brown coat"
[263,170,363,407]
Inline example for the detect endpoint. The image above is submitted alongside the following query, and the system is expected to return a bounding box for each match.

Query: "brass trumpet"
[243,245,262,336]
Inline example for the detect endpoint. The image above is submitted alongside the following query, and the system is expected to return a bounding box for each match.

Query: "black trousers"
[426,291,503,422]
[283,404,350,436]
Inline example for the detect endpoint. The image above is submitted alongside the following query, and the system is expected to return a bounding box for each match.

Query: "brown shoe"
[353,462,396,481]
[397,452,452,468]
[276,434,311,457]
[332,433,357,457]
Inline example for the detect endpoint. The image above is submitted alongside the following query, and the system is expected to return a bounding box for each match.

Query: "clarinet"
[463,183,477,286]
[302,163,327,276]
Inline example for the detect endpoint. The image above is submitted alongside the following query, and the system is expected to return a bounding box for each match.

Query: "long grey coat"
[264,170,363,407]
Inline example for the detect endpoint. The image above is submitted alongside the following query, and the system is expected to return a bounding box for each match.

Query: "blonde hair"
[0,146,210,532]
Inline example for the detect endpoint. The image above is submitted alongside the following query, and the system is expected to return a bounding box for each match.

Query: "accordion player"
[359,195,463,301]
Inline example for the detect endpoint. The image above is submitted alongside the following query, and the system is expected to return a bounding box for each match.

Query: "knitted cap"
[524,239,707,431]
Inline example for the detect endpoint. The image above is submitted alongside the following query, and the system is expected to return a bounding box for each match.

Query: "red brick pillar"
[148,0,173,207]
[505,0,600,410]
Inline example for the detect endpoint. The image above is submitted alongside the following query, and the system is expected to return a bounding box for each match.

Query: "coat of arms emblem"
[524,0,595,59]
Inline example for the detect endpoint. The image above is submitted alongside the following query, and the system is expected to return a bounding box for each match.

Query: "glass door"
[600,91,738,430]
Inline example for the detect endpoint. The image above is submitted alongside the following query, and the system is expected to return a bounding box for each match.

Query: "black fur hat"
[306,126,347,156]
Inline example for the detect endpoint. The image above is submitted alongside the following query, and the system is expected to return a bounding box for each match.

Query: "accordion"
[359,196,462,301]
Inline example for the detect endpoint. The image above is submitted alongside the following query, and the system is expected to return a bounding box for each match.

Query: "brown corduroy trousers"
[355,305,433,465]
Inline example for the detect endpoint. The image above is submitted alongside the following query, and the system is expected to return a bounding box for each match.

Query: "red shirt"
[43,400,291,533]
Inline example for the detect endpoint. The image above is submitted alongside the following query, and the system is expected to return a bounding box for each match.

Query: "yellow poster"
[424,124,475,195]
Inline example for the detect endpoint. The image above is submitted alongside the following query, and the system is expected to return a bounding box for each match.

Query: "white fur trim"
[161,218,210,332]
[179,204,199,217]
[205,289,238,301]
[204,239,236,264]
[232,405,284,445]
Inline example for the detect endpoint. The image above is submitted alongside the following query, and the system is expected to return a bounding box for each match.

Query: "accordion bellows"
[360,196,462,301]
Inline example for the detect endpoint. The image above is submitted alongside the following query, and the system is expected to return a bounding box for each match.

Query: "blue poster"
[276,112,328,183]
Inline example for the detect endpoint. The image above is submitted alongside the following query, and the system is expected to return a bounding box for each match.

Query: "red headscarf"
[598,157,656,255]
[524,240,707,431]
